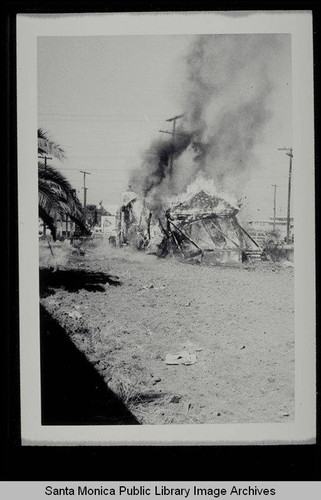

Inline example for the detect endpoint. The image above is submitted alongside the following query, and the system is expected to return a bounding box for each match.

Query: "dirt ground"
[40,241,295,425]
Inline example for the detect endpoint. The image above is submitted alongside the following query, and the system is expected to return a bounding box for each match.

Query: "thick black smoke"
[139,132,192,195]
[130,34,286,211]
[129,132,193,213]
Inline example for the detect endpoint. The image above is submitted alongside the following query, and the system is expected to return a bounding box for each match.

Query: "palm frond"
[39,205,57,241]
[39,162,74,192]
[38,128,66,161]
[38,180,70,218]
[39,163,84,217]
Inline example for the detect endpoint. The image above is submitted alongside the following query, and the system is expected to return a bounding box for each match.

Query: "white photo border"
[17,10,315,446]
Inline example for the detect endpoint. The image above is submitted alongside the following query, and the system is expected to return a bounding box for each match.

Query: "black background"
[2,0,320,482]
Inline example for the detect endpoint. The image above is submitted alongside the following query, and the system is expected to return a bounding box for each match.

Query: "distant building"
[241,217,294,245]
[39,216,76,240]
[100,215,117,235]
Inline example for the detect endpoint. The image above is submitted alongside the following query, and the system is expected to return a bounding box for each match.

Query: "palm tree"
[38,129,90,240]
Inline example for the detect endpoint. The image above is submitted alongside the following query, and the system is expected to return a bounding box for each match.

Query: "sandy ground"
[40,241,294,425]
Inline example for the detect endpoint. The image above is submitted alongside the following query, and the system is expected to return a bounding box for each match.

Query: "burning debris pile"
[117,176,261,264]
[118,34,286,262]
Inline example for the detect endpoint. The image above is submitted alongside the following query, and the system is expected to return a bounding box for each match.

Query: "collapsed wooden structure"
[117,189,262,263]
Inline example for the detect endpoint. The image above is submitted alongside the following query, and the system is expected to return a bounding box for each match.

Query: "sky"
[38,35,292,220]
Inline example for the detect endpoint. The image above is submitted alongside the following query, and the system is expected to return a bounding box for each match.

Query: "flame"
[169,173,239,211]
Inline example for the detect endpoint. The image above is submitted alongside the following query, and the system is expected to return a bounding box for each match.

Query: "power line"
[37,137,148,145]
[38,84,191,92]
[61,142,147,147]
[38,112,167,116]
[38,118,163,123]
[67,156,137,160]
[38,113,166,121]
[56,168,132,172]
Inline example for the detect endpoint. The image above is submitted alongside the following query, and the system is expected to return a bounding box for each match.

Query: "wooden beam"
[239,225,262,251]
[208,219,241,249]
[168,220,202,251]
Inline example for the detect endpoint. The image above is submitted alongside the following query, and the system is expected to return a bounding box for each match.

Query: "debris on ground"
[68,310,82,319]
[165,351,197,365]
[170,395,182,403]
[151,375,161,385]
[40,245,294,425]
[184,402,192,412]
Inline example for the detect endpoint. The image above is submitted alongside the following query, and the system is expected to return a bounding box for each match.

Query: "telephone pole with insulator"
[277,147,293,244]
[80,170,91,219]
[159,114,184,175]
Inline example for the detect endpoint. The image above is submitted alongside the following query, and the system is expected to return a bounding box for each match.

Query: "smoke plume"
[130,34,284,213]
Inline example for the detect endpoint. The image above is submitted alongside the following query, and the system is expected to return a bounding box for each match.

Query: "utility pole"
[159,114,184,174]
[80,170,91,218]
[271,184,277,232]
[277,147,293,244]
[70,189,77,241]
[38,154,52,236]
[38,154,52,170]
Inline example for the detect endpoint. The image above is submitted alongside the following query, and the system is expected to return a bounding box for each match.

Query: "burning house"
[117,178,262,263]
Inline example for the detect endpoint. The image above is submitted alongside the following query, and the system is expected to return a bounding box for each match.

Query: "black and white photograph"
[16,11,315,445]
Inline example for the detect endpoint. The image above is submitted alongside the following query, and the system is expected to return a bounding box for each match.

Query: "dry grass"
[41,242,294,425]
[39,239,73,269]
